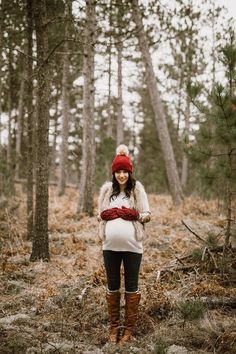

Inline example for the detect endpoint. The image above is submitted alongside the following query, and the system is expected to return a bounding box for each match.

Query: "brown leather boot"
[106,290,121,344]
[119,291,141,345]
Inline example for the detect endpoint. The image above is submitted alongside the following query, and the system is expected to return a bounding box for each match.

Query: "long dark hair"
[110,172,136,201]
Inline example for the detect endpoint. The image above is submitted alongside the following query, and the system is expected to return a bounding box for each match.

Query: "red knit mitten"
[100,208,119,221]
[117,206,139,221]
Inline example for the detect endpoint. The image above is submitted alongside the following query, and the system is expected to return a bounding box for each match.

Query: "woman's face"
[114,170,129,187]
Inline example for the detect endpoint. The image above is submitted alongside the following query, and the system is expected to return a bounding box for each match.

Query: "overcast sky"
[217,0,236,19]
[1,0,235,145]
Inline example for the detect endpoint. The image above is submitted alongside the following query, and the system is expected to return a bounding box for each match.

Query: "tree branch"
[15,48,36,62]
[181,220,205,242]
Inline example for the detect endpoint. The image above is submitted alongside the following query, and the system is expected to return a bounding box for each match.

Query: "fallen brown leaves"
[0,186,235,353]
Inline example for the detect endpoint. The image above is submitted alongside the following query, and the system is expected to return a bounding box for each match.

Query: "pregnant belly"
[105,218,135,242]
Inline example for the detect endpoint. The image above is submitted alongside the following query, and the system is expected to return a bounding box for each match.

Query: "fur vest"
[97,181,151,242]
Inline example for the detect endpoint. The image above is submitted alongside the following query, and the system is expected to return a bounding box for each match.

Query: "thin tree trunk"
[116,41,124,144]
[30,0,50,261]
[181,96,190,187]
[58,1,71,196]
[211,0,216,89]
[77,0,96,217]
[50,90,59,181]
[0,1,3,149]
[7,51,15,195]
[177,67,183,136]
[26,0,34,240]
[224,60,233,254]
[107,0,113,138]
[7,94,11,164]
[7,45,13,166]
[116,1,124,145]
[181,155,188,188]
[15,76,25,179]
[224,152,232,254]
[131,0,183,204]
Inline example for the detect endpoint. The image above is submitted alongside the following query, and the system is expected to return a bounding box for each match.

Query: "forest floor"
[0,185,236,354]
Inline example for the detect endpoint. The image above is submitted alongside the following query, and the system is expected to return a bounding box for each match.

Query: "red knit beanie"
[111,144,133,174]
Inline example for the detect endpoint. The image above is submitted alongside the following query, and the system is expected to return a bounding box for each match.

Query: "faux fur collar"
[98,180,148,213]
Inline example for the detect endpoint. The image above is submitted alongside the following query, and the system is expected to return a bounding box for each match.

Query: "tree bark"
[7,44,13,167]
[181,96,190,187]
[224,158,232,253]
[15,76,25,180]
[107,0,113,138]
[0,1,3,149]
[131,0,183,204]
[211,0,216,89]
[77,0,96,217]
[116,1,124,145]
[116,41,124,145]
[58,1,71,196]
[50,89,59,181]
[26,0,34,241]
[224,69,233,254]
[30,0,50,261]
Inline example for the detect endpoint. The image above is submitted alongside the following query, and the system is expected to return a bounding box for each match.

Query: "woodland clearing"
[0,185,235,354]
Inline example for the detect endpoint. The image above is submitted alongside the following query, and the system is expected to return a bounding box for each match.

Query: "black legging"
[103,250,142,292]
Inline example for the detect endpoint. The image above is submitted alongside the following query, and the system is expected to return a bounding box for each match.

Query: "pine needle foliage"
[187,41,236,197]
[177,299,207,323]
[187,31,236,251]
[191,247,203,262]
[205,232,219,249]
[154,338,168,354]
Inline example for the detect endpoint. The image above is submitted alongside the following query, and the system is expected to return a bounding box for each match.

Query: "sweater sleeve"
[135,181,151,223]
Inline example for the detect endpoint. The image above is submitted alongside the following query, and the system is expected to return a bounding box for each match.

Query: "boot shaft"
[124,292,141,329]
[106,291,121,326]
[106,291,121,344]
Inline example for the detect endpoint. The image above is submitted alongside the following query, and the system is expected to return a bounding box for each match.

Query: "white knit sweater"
[103,192,143,253]
[97,181,151,251]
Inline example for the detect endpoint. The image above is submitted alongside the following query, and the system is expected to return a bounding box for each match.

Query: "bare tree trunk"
[77,0,96,217]
[116,1,124,145]
[131,0,183,204]
[26,0,34,240]
[15,76,25,179]
[116,18,124,145]
[30,0,50,261]
[224,65,233,254]
[7,98,11,164]
[177,68,183,136]
[116,41,124,144]
[0,1,3,149]
[181,96,190,187]
[224,154,232,254]
[6,49,15,195]
[7,46,13,166]
[107,0,113,138]
[58,1,71,196]
[181,155,188,188]
[211,0,216,89]
[50,90,59,181]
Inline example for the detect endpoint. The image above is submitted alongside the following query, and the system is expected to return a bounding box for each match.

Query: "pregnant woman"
[97,144,151,345]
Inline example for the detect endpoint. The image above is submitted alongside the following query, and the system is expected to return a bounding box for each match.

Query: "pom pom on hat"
[112,144,133,174]
[116,144,129,156]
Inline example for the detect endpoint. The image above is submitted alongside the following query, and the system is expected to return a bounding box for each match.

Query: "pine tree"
[58,0,72,196]
[188,32,236,253]
[77,0,96,217]
[135,82,181,194]
[26,0,34,240]
[131,0,183,204]
[30,0,51,261]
